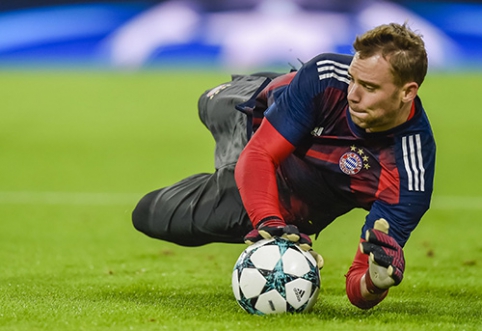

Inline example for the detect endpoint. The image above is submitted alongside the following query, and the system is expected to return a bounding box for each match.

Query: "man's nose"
[347,83,360,103]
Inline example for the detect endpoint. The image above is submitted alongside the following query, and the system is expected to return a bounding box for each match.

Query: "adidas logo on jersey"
[311,126,324,136]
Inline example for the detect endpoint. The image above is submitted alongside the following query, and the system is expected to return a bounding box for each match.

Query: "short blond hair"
[353,22,428,87]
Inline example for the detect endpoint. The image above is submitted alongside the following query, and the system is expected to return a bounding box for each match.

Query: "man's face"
[347,52,411,132]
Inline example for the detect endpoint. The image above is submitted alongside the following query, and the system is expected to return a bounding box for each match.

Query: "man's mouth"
[349,107,365,115]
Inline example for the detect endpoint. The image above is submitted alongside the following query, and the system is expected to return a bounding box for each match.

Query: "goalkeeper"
[132,22,435,309]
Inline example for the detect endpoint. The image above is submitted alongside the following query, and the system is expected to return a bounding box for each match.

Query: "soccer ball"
[232,237,321,315]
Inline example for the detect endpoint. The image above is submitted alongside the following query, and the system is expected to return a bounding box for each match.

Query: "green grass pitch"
[0,69,481,330]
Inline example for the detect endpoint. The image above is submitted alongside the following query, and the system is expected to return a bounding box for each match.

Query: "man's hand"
[360,219,405,290]
[244,218,324,269]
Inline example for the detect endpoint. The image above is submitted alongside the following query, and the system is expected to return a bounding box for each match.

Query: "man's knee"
[132,190,159,235]
[131,171,249,246]
[131,187,209,246]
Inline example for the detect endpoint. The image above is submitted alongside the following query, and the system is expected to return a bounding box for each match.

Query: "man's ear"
[401,82,419,103]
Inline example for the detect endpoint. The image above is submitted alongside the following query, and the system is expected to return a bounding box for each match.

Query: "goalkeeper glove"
[244,218,324,269]
[360,218,405,290]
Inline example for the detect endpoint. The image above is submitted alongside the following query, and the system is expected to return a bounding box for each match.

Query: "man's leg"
[133,74,271,246]
[198,74,270,170]
[132,165,252,246]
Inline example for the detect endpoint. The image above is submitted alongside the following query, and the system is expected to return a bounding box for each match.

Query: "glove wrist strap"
[364,270,387,295]
[257,216,284,228]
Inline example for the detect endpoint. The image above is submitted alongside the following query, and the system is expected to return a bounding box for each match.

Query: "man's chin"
[349,113,368,128]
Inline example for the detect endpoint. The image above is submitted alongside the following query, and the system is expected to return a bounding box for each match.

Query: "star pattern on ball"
[259,260,297,298]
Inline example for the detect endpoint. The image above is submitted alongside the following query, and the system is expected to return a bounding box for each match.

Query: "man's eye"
[363,84,375,91]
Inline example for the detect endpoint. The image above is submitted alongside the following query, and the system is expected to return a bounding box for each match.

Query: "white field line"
[0,191,480,210]
[0,191,142,206]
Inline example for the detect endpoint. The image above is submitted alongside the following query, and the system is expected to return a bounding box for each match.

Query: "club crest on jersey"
[339,145,370,175]
[207,83,231,99]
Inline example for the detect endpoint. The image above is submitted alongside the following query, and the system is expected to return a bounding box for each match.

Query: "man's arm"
[346,219,405,309]
[235,118,295,228]
[345,240,388,309]
[235,117,324,267]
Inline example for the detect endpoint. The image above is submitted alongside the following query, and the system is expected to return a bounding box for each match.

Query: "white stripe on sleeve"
[402,134,425,192]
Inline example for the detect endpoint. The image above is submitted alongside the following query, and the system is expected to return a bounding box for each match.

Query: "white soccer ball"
[232,237,321,315]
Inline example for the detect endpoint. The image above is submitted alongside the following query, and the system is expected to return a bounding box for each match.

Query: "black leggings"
[132,166,252,246]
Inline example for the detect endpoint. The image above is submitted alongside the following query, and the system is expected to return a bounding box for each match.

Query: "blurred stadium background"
[1,3,481,329]
[0,0,481,71]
